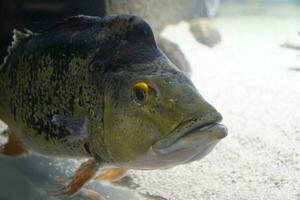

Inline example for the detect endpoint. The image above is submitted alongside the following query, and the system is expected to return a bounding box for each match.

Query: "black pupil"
[135,88,146,101]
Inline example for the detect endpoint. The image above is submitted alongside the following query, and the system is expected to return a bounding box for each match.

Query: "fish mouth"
[125,111,228,169]
[154,111,225,151]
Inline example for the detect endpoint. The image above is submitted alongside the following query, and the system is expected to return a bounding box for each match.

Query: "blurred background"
[0,0,300,200]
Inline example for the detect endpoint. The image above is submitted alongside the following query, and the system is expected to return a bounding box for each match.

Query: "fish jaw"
[121,113,228,170]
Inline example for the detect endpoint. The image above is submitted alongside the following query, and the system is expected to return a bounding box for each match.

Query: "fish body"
[0,15,227,169]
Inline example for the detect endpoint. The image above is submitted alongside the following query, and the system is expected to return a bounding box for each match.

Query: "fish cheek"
[104,105,159,164]
[103,88,160,165]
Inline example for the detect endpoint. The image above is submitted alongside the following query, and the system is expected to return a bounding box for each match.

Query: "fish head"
[102,58,227,169]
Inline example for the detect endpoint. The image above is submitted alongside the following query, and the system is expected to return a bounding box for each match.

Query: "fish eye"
[132,81,150,104]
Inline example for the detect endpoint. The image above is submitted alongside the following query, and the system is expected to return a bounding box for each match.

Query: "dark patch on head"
[92,15,161,72]
[22,15,161,73]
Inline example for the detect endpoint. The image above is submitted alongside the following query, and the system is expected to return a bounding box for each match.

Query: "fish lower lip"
[154,123,228,155]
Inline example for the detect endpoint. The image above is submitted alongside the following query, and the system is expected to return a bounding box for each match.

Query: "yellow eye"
[133,81,150,103]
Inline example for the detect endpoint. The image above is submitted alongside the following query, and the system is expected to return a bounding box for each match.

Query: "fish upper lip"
[153,111,223,150]
[181,121,218,138]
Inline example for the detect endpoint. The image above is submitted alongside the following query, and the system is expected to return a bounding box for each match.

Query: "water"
[1,2,300,200]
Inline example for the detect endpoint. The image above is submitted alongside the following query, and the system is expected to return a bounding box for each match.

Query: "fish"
[0,14,227,198]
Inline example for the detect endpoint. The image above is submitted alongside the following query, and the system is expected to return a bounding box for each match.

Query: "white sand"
[129,6,300,200]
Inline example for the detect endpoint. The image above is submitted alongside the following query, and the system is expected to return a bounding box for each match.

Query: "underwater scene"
[0,0,300,200]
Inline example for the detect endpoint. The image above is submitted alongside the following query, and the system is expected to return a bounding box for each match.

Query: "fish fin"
[52,114,88,143]
[94,168,127,182]
[81,188,105,200]
[1,29,32,70]
[49,158,99,197]
[0,130,27,156]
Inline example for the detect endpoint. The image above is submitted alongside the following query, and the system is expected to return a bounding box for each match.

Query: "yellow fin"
[81,188,105,200]
[50,158,99,197]
[94,168,127,182]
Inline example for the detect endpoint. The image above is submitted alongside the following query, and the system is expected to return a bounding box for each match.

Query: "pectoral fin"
[0,130,27,156]
[52,114,88,143]
[81,188,105,200]
[94,168,127,182]
[50,158,99,197]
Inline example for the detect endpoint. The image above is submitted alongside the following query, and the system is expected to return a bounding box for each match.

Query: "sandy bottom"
[1,4,300,200]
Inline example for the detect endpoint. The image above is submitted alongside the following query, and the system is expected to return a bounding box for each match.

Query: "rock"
[106,0,215,34]
[189,18,221,47]
[157,37,191,75]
